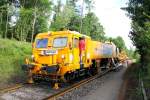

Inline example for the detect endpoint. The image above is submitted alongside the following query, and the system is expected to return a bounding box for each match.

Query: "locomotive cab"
[24,30,91,83]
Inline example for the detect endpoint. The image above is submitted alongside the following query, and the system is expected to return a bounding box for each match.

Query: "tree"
[15,0,52,42]
[112,36,126,51]
[14,8,33,41]
[50,0,82,31]
[84,0,94,13]
[0,0,105,43]
[66,1,105,41]
[50,2,76,31]
[123,0,150,70]
[82,12,105,41]
[0,0,11,38]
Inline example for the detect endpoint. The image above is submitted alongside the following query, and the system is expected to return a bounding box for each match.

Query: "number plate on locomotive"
[45,50,57,55]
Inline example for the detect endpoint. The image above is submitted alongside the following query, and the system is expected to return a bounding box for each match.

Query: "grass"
[0,38,31,85]
[142,64,150,99]
[123,63,143,100]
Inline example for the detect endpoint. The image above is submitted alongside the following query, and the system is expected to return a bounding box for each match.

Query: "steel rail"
[0,83,25,94]
[43,69,110,100]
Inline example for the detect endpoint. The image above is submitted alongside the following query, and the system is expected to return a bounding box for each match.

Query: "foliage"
[123,0,150,68]
[127,48,140,60]
[0,0,106,42]
[67,15,81,31]
[84,0,94,13]
[0,38,31,84]
[108,36,126,51]
[0,0,52,42]
[119,1,150,96]
[50,2,76,31]
[0,0,11,38]
[123,63,143,100]
[19,0,52,42]
[82,12,105,41]
[14,8,33,41]
[50,0,105,41]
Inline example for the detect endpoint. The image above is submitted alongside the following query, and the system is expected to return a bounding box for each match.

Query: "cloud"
[94,0,133,49]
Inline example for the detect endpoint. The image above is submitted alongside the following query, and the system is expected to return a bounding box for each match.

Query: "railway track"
[43,69,110,100]
[0,69,111,100]
[0,83,24,94]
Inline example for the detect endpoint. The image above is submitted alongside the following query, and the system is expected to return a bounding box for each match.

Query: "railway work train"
[22,30,127,89]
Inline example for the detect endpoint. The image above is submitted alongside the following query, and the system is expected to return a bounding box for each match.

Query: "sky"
[55,0,133,49]
[93,0,133,49]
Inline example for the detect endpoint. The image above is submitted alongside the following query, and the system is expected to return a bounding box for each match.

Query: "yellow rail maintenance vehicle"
[22,30,122,88]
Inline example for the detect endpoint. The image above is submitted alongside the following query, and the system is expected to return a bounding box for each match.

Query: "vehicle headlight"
[31,55,34,58]
[41,51,45,55]
[87,53,90,59]
[61,54,65,59]
[69,53,73,61]
[31,55,34,60]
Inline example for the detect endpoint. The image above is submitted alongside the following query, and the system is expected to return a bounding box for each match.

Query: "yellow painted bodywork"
[118,50,128,62]
[28,30,122,81]
[31,31,92,78]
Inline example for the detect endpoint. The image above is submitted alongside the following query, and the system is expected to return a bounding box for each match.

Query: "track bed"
[0,68,121,100]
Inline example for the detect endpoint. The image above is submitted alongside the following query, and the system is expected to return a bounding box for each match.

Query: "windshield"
[36,38,48,48]
[53,37,67,48]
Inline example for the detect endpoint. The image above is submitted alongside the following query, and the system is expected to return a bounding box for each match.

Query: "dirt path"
[80,67,126,100]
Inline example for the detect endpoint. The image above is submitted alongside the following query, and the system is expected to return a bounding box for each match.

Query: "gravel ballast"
[57,68,126,100]
[0,67,126,100]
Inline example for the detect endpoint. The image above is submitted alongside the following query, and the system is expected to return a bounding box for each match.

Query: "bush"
[123,63,143,100]
[0,39,31,85]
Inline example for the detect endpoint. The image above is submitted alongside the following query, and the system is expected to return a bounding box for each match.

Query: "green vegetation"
[123,0,150,98]
[0,0,52,42]
[50,0,105,41]
[0,38,31,84]
[123,0,150,70]
[107,36,127,51]
[0,0,105,42]
[123,63,143,100]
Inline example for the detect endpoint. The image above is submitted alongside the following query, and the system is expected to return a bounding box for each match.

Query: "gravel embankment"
[0,83,63,100]
[0,67,126,100]
[57,67,126,100]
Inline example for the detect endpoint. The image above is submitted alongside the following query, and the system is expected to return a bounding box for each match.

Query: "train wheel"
[32,77,39,82]
[70,72,75,80]
[64,73,72,82]
[86,68,92,76]
[90,67,97,76]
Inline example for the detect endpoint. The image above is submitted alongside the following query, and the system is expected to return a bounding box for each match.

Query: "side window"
[73,38,79,48]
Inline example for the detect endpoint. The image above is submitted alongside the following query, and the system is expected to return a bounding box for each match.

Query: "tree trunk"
[11,32,13,39]
[31,8,37,43]
[80,0,84,33]
[0,12,3,37]
[20,26,23,41]
[5,4,9,38]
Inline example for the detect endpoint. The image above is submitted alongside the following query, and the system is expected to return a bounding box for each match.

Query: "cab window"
[73,38,79,48]
[36,38,48,48]
[53,37,67,48]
